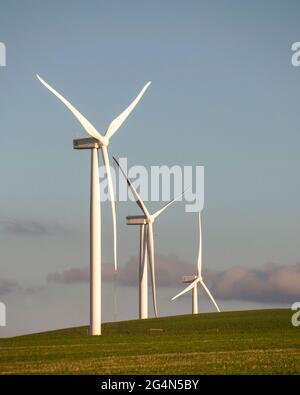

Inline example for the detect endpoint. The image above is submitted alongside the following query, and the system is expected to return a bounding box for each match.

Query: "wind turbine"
[37,75,150,335]
[172,212,220,314]
[113,157,185,319]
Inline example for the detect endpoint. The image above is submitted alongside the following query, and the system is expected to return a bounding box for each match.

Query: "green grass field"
[0,309,299,374]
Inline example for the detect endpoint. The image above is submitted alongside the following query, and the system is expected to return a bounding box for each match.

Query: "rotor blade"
[102,147,117,271]
[105,82,151,140]
[147,223,158,317]
[197,212,202,277]
[113,157,151,219]
[151,188,188,220]
[199,280,220,312]
[171,278,200,300]
[142,224,148,268]
[37,74,104,143]
[113,269,118,321]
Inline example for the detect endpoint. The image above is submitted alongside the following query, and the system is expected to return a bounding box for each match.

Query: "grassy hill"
[0,309,299,374]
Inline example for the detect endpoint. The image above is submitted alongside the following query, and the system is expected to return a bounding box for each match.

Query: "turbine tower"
[172,212,220,314]
[37,75,150,335]
[113,157,185,319]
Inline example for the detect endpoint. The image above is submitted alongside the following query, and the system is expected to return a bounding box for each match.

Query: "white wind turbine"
[172,212,220,314]
[37,75,150,335]
[113,157,185,319]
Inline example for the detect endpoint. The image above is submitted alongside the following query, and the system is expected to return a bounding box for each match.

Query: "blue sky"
[1,0,300,335]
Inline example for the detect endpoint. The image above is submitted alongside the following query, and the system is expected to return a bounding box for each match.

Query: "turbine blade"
[142,224,148,268]
[147,223,158,317]
[37,74,104,143]
[113,157,151,219]
[197,212,202,277]
[113,269,118,321]
[199,280,220,312]
[105,82,151,139]
[171,278,200,300]
[101,147,117,271]
[142,225,148,291]
[151,188,188,220]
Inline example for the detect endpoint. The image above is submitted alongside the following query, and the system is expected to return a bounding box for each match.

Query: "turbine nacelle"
[126,215,148,225]
[127,215,158,224]
[73,136,110,149]
[182,275,198,283]
[73,137,99,150]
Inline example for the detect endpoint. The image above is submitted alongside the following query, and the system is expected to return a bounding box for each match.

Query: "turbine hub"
[148,216,154,224]
[100,136,109,147]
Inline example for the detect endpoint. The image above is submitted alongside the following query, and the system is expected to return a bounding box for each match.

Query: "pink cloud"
[46,258,300,304]
[210,263,300,303]
[46,254,193,286]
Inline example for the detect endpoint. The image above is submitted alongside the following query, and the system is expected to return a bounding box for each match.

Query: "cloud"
[209,263,300,303]
[0,278,20,296]
[46,255,193,286]
[0,279,42,297]
[109,255,194,286]
[23,286,45,295]
[47,267,89,284]
[0,218,75,237]
[46,257,300,304]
